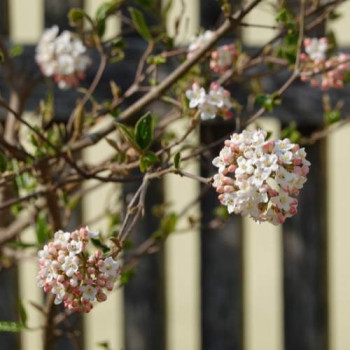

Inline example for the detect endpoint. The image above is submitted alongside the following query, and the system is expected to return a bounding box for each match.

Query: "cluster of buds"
[210,44,237,74]
[187,30,214,59]
[185,82,232,120]
[37,227,121,313]
[212,129,310,225]
[36,26,91,90]
[300,37,350,90]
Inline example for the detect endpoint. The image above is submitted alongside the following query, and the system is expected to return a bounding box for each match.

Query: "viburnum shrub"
[37,227,120,313]
[300,37,350,90]
[0,0,350,348]
[212,130,310,225]
[36,25,91,89]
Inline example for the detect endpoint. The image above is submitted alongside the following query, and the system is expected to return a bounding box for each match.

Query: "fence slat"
[242,1,277,46]
[9,0,43,43]
[327,124,350,350]
[0,0,9,36]
[123,179,166,350]
[83,130,124,350]
[44,0,83,30]
[85,0,120,39]
[200,123,242,350]
[0,267,20,350]
[164,120,201,350]
[283,137,328,350]
[164,0,199,44]
[243,119,284,350]
[18,228,44,350]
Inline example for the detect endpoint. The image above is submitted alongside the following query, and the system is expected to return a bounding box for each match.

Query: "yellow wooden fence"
[5,0,350,349]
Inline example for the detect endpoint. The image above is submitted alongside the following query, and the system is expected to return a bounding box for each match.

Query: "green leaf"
[18,300,28,328]
[281,122,302,143]
[128,7,152,41]
[0,151,7,172]
[153,213,178,240]
[173,152,181,169]
[91,238,110,253]
[0,322,23,333]
[134,112,155,150]
[140,151,159,172]
[325,110,341,125]
[120,269,135,285]
[36,214,50,245]
[9,45,23,58]
[214,205,229,221]
[135,0,155,8]
[68,8,85,26]
[116,123,140,151]
[97,342,112,350]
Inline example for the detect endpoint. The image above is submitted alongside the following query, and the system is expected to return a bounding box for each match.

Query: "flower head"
[212,129,310,225]
[36,26,90,89]
[37,227,121,313]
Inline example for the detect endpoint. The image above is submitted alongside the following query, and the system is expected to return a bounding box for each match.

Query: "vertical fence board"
[44,0,83,30]
[16,113,44,350]
[325,1,350,47]
[123,179,166,350]
[0,0,9,36]
[283,136,328,350]
[327,124,350,350]
[85,0,120,39]
[242,1,277,46]
[200,123,242,350]
[164,0,199,44]
[83,128,124,350]
[164,120,201,350]
[18,229,44,350]
[243,119,284,350]
[9,0,43,43]
[0,267,20,350]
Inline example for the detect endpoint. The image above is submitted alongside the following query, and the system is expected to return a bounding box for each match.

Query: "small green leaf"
[36,214,50,245]
[0,151,7,172]
[120,269,135,285]
[128,7,152,41]
[97,342,112,350]
[281,122,302,143]
[116,123,140,151]
[325,110,341,125]
[134,112,155,151]
[140,151,159,172]
[91,238,110,253]
[68,8,85,26]
[153,213,178,240]
[9,45,23,58]
[0,322,23,333]
[214,205,229,221]
[18,300,28,328]
[174,152,181,169]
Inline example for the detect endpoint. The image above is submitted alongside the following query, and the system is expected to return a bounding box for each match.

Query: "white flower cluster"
[35,26,91,89]
[37,227,121,313]
[304,37,328,61]
[187,30,214,59]
[212,130,310,225]
[186,82,232,120]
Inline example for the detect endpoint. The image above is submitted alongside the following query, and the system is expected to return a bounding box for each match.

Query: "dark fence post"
[44,0,84,30]
[200,124,243,350]
[123,178,166,350]
[283,137,328,350]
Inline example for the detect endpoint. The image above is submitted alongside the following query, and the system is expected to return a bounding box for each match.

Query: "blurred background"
[1,0,350,350]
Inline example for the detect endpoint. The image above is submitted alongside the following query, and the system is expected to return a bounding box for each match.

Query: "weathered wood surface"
[283,137,328,350]
[123,178,166,350]
[200,124,243,350]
